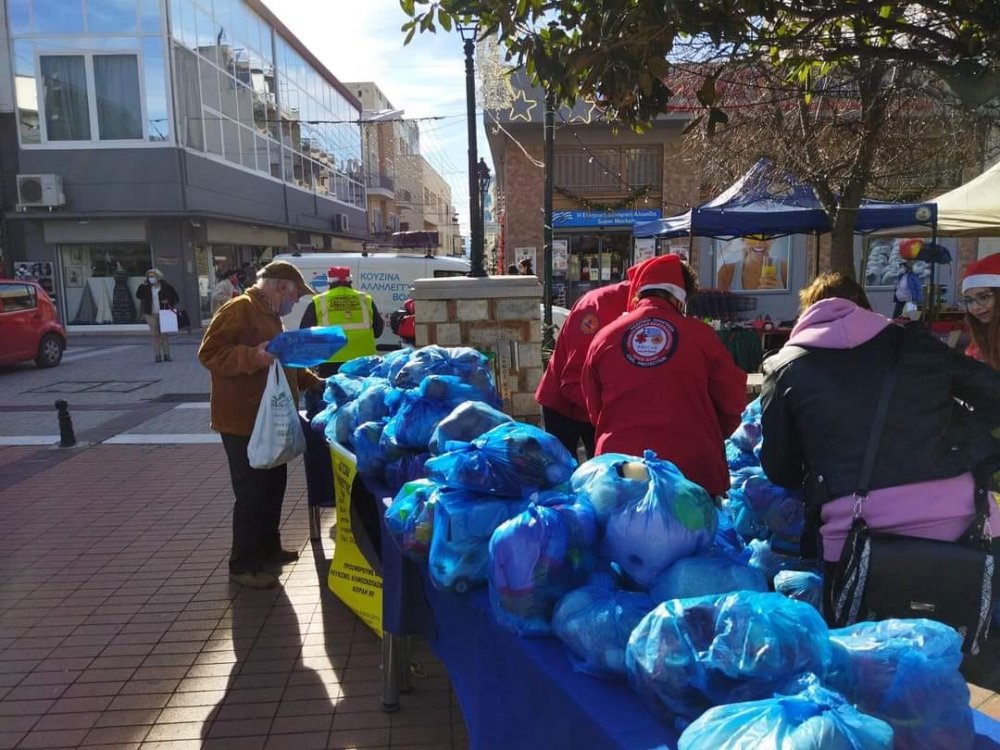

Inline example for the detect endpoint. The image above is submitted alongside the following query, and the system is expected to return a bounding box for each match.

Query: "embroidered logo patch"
[621,318,677,367]
[580,312,599,335]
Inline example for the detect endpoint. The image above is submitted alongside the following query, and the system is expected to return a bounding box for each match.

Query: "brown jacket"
[198,288,323,436]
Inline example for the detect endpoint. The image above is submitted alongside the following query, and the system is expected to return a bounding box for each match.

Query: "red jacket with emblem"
[581,297,747,495]
[535,281,630,422]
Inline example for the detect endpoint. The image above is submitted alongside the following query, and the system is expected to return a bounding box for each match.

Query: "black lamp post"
[477,157,491,270]
[459,22,487,277]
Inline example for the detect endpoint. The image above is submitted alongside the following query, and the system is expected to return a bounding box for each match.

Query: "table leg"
[309,506,322,541]
[381,632,401,712]
[398,636,412,694]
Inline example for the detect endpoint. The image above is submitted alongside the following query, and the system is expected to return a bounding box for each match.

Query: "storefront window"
[58,243,152,324]
[559,232,633,306]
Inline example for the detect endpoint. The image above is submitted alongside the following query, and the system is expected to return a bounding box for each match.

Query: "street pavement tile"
[61,681,125,698]
[0,698,56,716]
[331,710,391,731]
[0,714,40,732]
[202,738,266,750]
[141,720,204,742]
[263,731,330,750]
[220,686,285,704]
[93,708,162,728]
[7,684,69,701]
[16,670,82,687]
[108,693,173,711]
[0,730,27,749]
[392,708,453,728]
[15,728,91,748]
[32,710,102,731]
[81,724,152,746]
[391,725,457,745]
[164,690,226,708]
[269,712,332,735]
[205,717,274,738]
[327,727,391,749]
[156,704,218,724]
[183,661,234,679]
[118,679,182,695]
[212,701,278,722]
[274,697,337,717]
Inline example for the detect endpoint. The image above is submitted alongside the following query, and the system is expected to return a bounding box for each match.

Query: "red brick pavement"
[0,444,467,750]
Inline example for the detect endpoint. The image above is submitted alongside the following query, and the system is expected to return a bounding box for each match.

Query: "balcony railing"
[366,174,395,192]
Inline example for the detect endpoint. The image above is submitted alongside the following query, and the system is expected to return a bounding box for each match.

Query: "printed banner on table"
[327,445,383,635]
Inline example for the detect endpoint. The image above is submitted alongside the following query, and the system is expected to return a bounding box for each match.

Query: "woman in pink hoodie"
[759,273,1000,614]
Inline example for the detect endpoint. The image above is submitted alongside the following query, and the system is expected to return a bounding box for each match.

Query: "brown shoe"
[229,571,278,589]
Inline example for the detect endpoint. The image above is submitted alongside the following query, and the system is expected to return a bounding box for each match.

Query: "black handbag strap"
[856,326,905,500]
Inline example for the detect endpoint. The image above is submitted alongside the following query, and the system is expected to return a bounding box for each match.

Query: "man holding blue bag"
[199,261,324,589]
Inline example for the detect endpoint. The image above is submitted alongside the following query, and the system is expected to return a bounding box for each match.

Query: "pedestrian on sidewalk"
[198,260,324,589]
[136,268,179,363]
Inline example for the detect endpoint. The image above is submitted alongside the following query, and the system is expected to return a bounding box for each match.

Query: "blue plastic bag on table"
[774,570,824,612]
[488,498,598,636]
[729,398,763,453]
[678,675,894,750]
[425,422,577,498]
[266,325,347,367]
[570,453,655,522]
[393,345,492,390]
[824,619,973,750]
[650,550,767,602]
[310,401,338,435]
[330,401,358,449]
[626,591,832,720]
[726,440,758,472]
[339,355,383,379]
[385,479,438,561]
[375,347,414,382]
[381,389,465,453]
[384,451,430,494]
[355,379,394,424]
[603,451,718,588]
[552,585,655,679]
[748,538,814,582]
[325,373,362,407]
[428,489,529,593]
[429,401,513,455]
[734,469,806,541]
[353,421,387,476]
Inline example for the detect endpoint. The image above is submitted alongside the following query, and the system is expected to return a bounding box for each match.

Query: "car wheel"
[35,333,64,368]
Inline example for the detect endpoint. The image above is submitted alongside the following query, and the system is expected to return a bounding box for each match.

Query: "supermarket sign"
[553,209,662,228]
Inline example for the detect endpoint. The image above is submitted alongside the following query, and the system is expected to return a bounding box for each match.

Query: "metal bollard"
[55,400,76,448]
[381,632,401,712]
[309,505,322,541]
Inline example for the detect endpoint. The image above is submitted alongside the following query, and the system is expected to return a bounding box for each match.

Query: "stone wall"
[411,276,543,424]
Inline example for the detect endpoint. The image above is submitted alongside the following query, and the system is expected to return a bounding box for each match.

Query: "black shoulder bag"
[829,327,996,654]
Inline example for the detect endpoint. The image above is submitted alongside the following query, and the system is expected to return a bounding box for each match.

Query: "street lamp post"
[459,23,487,277]
[477,157,491,271]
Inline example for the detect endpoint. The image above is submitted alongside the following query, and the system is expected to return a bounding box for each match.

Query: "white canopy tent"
[884,161,1000,237]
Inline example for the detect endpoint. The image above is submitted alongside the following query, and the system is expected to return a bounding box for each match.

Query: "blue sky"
[265,0,490,234]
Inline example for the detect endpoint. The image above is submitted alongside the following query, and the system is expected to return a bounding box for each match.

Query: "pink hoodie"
[787,299,998,563]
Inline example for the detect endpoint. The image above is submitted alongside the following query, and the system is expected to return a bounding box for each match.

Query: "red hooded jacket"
[582,296,747,495]
[535,281,631,422]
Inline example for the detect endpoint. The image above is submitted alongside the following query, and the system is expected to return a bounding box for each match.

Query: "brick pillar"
[411,276,543,425]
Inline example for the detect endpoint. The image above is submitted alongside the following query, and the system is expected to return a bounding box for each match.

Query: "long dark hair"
[966,287,1000,368]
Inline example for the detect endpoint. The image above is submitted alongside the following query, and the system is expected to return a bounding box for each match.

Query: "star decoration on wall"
[568,96,602,124]
[508,89,539,122]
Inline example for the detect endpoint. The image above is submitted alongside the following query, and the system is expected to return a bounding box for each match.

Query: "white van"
[273,252,470,349]
[273,251,569,349]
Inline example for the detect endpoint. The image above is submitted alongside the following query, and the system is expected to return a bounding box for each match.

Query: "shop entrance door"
[559,232,633,307]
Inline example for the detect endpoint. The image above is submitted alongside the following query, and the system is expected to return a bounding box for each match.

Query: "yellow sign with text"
[327,444,383,635]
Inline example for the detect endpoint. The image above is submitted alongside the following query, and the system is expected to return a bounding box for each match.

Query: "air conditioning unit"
[334,213,350,233]
[17,174,65,209]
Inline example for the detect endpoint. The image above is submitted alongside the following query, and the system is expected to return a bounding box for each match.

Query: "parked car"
[0,279,66,368]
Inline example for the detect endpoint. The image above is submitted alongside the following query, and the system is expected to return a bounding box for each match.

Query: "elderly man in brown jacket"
[199,261,324,589]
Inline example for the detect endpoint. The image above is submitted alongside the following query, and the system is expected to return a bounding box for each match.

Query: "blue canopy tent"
[635,159,937,239]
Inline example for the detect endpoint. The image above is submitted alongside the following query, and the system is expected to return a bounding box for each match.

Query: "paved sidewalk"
[0,444,468,750]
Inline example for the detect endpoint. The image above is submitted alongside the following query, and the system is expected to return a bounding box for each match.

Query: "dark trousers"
[892,297,906,319]
[542,406,596,460]
[221,433,287,574]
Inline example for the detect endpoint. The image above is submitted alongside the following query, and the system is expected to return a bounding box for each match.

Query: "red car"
[0,279,67,368]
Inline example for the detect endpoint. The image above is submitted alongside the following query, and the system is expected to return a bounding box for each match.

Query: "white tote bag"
[247,361,307,469]
[158,308,179,333]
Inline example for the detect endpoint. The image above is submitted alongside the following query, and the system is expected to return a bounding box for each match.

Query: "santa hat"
[327,266,352,283]
[627,254,687,311]
[962,254,1000,293]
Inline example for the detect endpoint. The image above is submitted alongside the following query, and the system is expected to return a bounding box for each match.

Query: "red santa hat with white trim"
[961,253,1000,293]
[627,254,687,311]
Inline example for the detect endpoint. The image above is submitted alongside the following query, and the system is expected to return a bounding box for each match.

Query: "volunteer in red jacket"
[582,254,747,496]
[536,277,632,458]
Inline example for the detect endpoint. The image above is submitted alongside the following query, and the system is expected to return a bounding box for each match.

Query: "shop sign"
[553,208,662,228]
[327,444,382,634]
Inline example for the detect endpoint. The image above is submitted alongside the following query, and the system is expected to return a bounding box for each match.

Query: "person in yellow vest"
[298,266,383,376]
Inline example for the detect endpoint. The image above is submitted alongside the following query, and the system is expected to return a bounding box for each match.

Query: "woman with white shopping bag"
[136,268,180,362]
[198,261,324,589]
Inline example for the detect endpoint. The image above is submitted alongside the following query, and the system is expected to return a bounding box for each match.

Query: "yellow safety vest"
[313,286,377,363]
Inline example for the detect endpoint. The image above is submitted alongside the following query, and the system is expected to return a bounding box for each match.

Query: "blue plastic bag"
[384,452,431,494]
[310,401,338,435]
[650,550,767,602]
[353,421,387,477]
[552,586,655,679]
[393,345,493,390]
[748,539,814,582]
[678,675,894,750]
[729,468,806,542]
[626,591,832,720]
[429,401,513,455]
[376,347,414,382]
[266,325,347,367]
[331,401,358,448]
[385,479,438,561]
[325,373,363,407]
[339,355,384,379]
[774,570,824,612]
[825,619,973,750]
[428,490,529,593]
[570,453,654,522]
[726,440,758,472]
[603,451,718,588]
[488,500,598,636]
[729,398,763,453]
[426,422,577,498]
[355,379,394,424]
